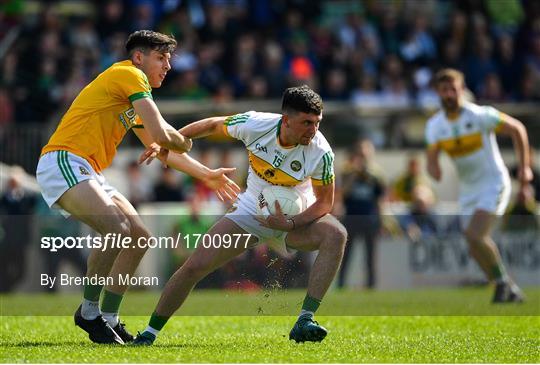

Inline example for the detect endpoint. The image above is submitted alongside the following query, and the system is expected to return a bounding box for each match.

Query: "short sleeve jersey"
[41,60,151,172]
[223,111,334,202]
[425,102,509,193]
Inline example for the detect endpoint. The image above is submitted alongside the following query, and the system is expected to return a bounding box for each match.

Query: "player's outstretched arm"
[178,116,229,139]
[132,98,192,153]
[496,113,533,186]
[426,146,442,181]
[133,128,240,202]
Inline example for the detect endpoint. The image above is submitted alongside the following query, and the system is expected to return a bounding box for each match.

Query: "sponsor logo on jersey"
[264,169,275,179]
[79,166,91,176]
[255,143,267,153]
[119,107,137,130]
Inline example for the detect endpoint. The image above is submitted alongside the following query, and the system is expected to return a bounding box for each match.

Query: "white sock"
[81,299,100,320]
[144,326,160,337]
[102,312,119,327]
[299,310,314,319]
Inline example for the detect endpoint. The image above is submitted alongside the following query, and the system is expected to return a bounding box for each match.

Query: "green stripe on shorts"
[57,151,75,187]
[62,151,79,186]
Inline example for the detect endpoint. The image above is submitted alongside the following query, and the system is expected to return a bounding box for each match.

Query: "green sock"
[148,311,170,331]
[301,294,321,313]
[492,264,508,283]
[83,284,103,302]
[101,290,124,313]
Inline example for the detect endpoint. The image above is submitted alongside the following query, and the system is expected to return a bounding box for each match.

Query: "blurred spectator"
[247,76,269,99]
[351,74,384,108]
[126,161,152,208]
[440,39,466,72]
[338,139,386,289]
[400,185,439,242]
[153,167,185,202]
[502,184,539,232]
[0,167,37,292]
[96,0,129,39]
[262,41,287,97]
[187,149,213,202]
[378,10,402,56]
[198,43,225,93]
[0,85,14,125]
[171,69,210,100]
[392,155,432,203]
[169,196,216,276]
[486,0,524,36]
[510,147,540,202]
[400,15,437,64]
[496,34,521,97]
[466,34,498,94]
[2,0,540,129]
[414,67,439,108]
[478,73,506,102]
[322,68,348,100]
[380,77,411,107]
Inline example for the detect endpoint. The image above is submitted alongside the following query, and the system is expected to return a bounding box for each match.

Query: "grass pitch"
[1,288,539,363]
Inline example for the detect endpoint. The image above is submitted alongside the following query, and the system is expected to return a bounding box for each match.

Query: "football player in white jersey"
[425,69,532,303]
[133,85,347,345]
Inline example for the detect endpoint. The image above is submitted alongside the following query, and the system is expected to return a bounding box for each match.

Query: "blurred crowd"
[1,0,540,126]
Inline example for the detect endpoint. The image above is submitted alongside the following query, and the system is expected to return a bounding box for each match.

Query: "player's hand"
[204,168,241,202]
[255,201,295,232]
[139,143,169,166]
[518,166,533,186]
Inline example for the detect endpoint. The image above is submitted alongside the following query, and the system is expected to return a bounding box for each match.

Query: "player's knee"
[130,221,152,242]
[464,228,483,245]
[116,217,132,237]
[98,215,132,237]
[320,219,348,248]
[182,260,212,281]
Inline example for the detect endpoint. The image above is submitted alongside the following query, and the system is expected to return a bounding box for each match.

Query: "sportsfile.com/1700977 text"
[40,233,253,252]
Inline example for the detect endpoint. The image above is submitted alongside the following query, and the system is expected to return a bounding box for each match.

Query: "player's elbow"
[317,199,334,216]
[500,117,526,139]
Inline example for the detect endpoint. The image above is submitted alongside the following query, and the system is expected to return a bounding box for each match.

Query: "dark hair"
[125,30,177,56]
[281,85,323,115]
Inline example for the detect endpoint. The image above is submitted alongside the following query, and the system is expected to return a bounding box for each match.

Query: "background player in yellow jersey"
[425,69,532,303]
[132,86,347,345]
[36,30,240,344]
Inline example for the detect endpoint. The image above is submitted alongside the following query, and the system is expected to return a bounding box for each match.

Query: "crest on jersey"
[290,160,302,172]
[79,166,90,176]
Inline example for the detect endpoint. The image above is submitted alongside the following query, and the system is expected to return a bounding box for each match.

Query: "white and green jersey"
[425,102,510,196]
[223,111,334,204]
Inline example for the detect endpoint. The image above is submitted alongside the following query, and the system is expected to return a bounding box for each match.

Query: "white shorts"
[36,151,119,215]
[225,191,289,254]
[459,183,511,227]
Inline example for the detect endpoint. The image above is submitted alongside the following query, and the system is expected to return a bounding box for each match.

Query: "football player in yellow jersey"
[36,30,240,344]
[425,69,532,303]
[132,86,347,345]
